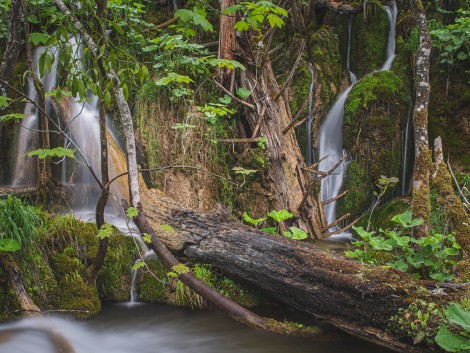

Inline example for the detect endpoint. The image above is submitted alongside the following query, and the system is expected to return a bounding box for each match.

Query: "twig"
[321,213,351,232]
[326,215,363,237]
[282,91,312,134]
[213,79,256,110]
[447,160,469,205]
[274,39,305,101]
[322,190,349,206]
[218,137,261,143]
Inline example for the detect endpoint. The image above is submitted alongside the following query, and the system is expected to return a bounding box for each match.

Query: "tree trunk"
[218,0,236,90]
[411,1,432,237]
[141,188,442,353]
[238,35,325,238]
[24,6,53,202]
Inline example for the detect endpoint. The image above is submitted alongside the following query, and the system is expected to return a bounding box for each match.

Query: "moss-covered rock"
[136,258,168,303]
[339,71,408,218]
[350,4,390,77]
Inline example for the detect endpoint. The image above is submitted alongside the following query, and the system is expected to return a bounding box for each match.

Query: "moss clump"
[51,252,100,318]
[337,160,370,219]
[350,5,389,77]
[22,245,58,308]
[97,235,139,301]
[136,258,168,303]
[218,277,261,307]
[357,197,410,230]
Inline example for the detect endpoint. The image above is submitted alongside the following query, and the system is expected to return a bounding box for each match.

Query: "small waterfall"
[317,1,398,229]
[381,3,398,71]
[346,16,358,84]
[12,46,59,186]
[305,63,315,166]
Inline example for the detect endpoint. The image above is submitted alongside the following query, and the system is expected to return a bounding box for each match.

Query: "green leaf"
[0,96,11,108]
[142,233,152,243]
[446,303,470,330]
[243,212,266,226]
[0,238,21,252]
[27,147,75,159]
[435,324,470,352]
[29,32,50,45]
[126,207,138,218]
[192,12,213,32]
[234,20,250,31]
[160,224,176,233]
[260,227,277,235]
[219,95,232,104]
[104,90,111,108]
[236,88,251,99]
[267,209,294,222]
[97,223,114,240]
[171,263,190,275]
[0,113,26,122]
[132,261,145,271]
[232,167,257,176]
[283,227,308,240]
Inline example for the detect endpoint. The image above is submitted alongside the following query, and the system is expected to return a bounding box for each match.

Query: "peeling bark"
[411,2,432,237]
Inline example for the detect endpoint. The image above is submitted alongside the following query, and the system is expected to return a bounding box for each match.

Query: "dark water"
[0,303,391,353]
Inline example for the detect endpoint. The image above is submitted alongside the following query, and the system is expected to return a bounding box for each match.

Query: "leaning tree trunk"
[238,35,325,238]
[411,1,432,237]
[141,188,445,353]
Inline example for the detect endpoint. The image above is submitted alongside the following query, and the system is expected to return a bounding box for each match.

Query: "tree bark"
[218,0,236,90]
[238,35,325,238]
[141,188,440,353]
[88,0,110,282]
[24,6,53,203]
[411,1,432,238]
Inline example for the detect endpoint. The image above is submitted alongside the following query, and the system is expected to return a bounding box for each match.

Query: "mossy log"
[141,188,462,353]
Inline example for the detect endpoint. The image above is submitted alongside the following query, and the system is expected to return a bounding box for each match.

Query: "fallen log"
[141,188,461,353]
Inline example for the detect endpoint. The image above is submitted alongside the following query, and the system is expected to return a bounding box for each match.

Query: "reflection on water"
[0,304,392,353]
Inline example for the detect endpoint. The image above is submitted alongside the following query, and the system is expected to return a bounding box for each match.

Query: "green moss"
[218,277,261,308]
[51,252,100,318]
[136,258,168,303]
[97,235,139,302]
[350,5,389,77]
[337,161,370,218]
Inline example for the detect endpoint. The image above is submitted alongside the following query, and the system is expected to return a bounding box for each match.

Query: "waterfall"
[346,16,358,84]
[317,1,398,230]
[12,46,59,186]
[305,63,315,166]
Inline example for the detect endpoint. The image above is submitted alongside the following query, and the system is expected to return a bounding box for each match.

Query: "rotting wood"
[141,188,441,353]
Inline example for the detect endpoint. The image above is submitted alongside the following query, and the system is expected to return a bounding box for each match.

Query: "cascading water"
[12,46,59,186]
[317,1,398,230]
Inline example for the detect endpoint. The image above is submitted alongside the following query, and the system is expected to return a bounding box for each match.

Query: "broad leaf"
[27,147,75,159]
[446,303,470,330]
[243,212,266,226]
[435,324,470,352]
[267,209,293,222]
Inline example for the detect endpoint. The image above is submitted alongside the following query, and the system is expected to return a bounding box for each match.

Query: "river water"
[0,303,392,353]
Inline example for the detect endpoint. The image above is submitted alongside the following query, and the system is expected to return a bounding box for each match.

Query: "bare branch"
[274,39,305,101]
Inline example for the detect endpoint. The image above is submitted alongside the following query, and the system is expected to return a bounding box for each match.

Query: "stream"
[0,303,392,353]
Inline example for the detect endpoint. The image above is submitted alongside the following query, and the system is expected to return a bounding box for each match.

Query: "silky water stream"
[0,303,393,353]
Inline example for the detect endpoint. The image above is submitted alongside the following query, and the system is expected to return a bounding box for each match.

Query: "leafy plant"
[224,1,288,32]
[436,303,470,352]
[346,210,461,281]
[283,227,308,240]
[0,196,43,252]
[267,209,293,222]
[243,212,266,226]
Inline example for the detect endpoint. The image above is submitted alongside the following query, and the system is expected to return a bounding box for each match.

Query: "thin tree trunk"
[218,0,236,90]
[24,9,53,202]
[411,1,432,237]
[88,0,110,282]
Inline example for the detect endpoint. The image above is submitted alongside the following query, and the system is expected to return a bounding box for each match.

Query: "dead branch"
[218,137,261,143]
[274,39,306,101]
[282,91,313,135]
[321,213,352,232]
[213,79,256,110]
[322,190,349,206]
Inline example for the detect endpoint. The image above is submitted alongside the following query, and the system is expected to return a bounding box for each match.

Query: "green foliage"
[174,7,213,34]
[283,227,308,240]
[436,303,470,352]
[159,224,175,233]
[430,9,470,66]
[0,113,26,122]
[126,207,138,218]
[0,196,43,251]
[243,212,266,226]
[346,210,461,281]
[224,1,288,32]
[97,223,114,240]
[267,209,294,222]
[27,147,75,159]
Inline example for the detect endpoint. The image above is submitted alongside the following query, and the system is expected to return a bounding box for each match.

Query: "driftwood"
[141,188,454,353]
